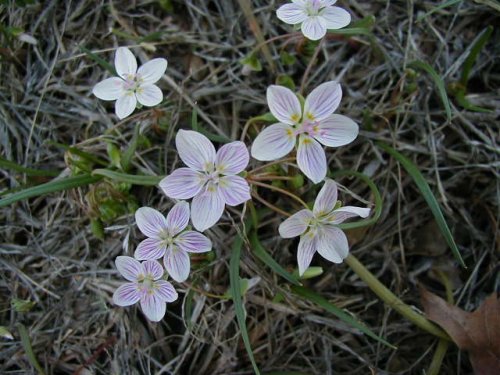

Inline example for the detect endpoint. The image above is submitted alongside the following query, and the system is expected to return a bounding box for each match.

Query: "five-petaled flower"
[251,81,358,184]
[279,179,370,276]
[160,130,251,232]
[93,47,167,119]
[113,256,178,322]
[134,202,212,282]
[277,0,351,41]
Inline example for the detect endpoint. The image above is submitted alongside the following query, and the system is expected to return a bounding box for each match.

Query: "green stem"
[345,254,449,341]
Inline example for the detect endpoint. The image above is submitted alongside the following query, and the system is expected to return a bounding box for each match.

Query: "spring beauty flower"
[160,130,251,232]
[93,47,167,119]
[112,256,178,322]
[276,0,351,41]
[134,202,211,282]
[279,179,370,276]
[251,81,358,183]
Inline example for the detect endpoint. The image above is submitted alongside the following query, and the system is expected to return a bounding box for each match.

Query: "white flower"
[277,0,351,41]
[93,47,167,119]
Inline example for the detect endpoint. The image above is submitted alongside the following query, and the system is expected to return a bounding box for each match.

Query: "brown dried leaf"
[420,289,500,374]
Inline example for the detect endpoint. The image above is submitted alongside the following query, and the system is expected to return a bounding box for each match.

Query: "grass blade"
[0,174,101,208]
[0,157,59,177]
[460,26,493,86]
[230,234,261,375]
[378,142,466,268]
[80,46,117,76]
[291,286,395,349]
[409,60,452,123]
[91,169,161,186]
[17,323,46,375]
[416,0,462,22]
[121,125,140,172]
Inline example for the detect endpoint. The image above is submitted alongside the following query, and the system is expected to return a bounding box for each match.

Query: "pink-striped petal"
[276,3,308,25]
[297,231,318,276]
[219,175,251,206]
[115,47,137,79]
[136,84,162,107]
[140,294,166,322]
[134,238,167,260]
[153,280,178,303]
[267,85,302,125]
[301,16,327,41]
[115,93,136,119]
[317,225,349,262]
[115,256,143,281]
[320,6,351,30]
[93,77,125,100]
[251,123,296,161]
[176,130,216,172]
[135,207,168,239]
[160,168,205,200]
[137,58,167,85]
[313,179,338,216]
[175,231,212,253]
[141,260,164,280]
[314,114,358,147]
[329,206,371,224]
[164,247,190,282]
[304,81,342,122]
[297,135,327,184]
[191,186,225,232]
[166,201,190,236]
[215,141,249,175]
[113,282,140,306]
[279,209,314,238]
[320,0,336,6]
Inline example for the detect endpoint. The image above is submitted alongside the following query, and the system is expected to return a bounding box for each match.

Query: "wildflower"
[112,256,178,322]
[93,47,167,119]
[277,0,351,41]
[134,202,211,282]
[279,179,370,276]
[160,130,251,232]
[251,82,358,183]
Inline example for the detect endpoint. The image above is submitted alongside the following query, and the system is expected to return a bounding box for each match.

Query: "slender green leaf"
[292,286,395,349]
[455,91,492,113]
[0,174,101,208]
[378,142,465,267]
[121,125,140,172]
[0,157,59,177]
[17,323,46,375]
[48,142,108,166]
[416,0,462,22]
[460,26,493,86]
[409,60,452,122]
[80,46,117,76]
[91,169,161,186]
[230,234,261,375]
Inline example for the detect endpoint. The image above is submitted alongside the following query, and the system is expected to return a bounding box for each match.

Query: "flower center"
[294,120,324,138]
[122,74,143,93]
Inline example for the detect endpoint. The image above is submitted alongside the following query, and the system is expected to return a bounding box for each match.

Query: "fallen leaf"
[420,289,500,374]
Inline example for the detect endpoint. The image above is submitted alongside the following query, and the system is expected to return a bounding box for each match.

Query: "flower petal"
[276,3,308,25]
[137,58,167,84]
[329,206,371,224]
[115,93,136,119]
[140,294,166,322]
[297,232,317,276]
[191,186,225,231]
[176,130,216,171]
[304,81,342,122]
[314,114,358,147]
[320,6,351,30]
[166,201,190,236]
[297,135,327,184]
[267,85,302,125]
[215,141,249,175]
[135,207,168,239]
[317,225,349,262]
[313,179,338,216]
[251,123,296,161]
[113,283,140,306]
[134,238,167,260]
[141,259,164,280]
[279,209,314,238]
[154,280,178,303]
[301,16,327,41]
[159,168,205,200]
[93,77,125,100]
[164,247,190,282]
[219,175,251,206]
[115,47,137,78]
[136,84,163,107]
[175,231,212,253]
[115,256,142,281]
[320,0,336,6]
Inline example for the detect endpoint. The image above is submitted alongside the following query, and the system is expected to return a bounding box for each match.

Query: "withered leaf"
[420,289,500,374]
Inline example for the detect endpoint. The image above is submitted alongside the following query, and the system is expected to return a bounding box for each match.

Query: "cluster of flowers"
[96,1,368,322]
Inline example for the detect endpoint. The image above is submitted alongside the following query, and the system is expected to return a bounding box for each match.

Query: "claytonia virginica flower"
[277,0,351,41]
[134,202,211,282]
[251,81,358,184]
[160,130,251,232]
[112,256,178,322]
[93,47,167,119]
[279,179,370,276]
